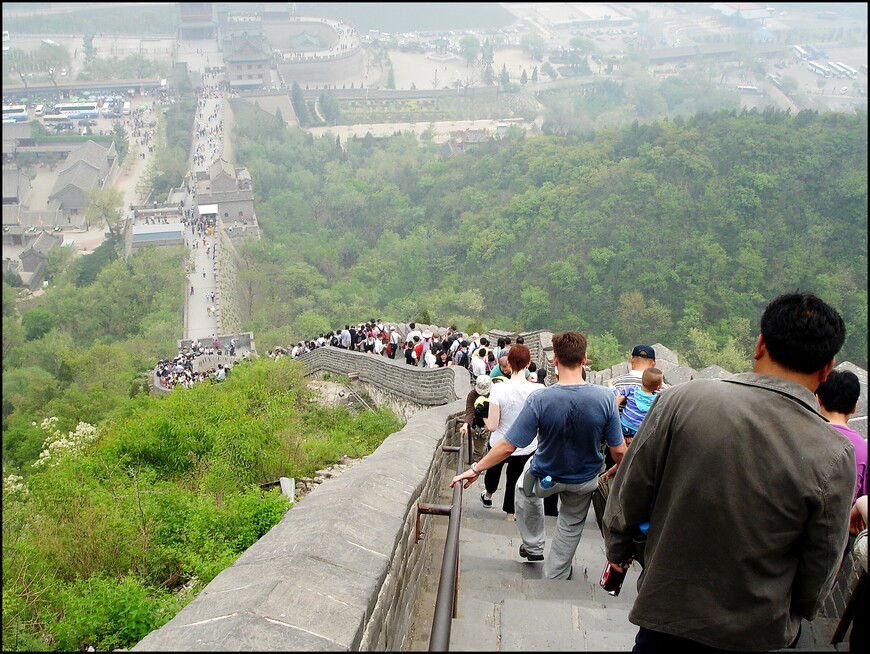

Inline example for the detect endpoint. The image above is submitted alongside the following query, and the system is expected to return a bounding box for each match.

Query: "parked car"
[103,111,121,118]
[53,121,74,131]
[78,119,97,126]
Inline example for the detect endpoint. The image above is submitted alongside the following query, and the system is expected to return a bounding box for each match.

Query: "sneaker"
[480,492,493,508]
[519,544,544,562]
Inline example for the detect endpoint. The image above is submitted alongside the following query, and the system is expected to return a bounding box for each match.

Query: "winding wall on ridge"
[134,348,468,651]
[134,335,867,650]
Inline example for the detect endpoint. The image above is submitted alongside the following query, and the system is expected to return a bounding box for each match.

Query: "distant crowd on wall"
[267,320,548,381]
[156,336,247,390]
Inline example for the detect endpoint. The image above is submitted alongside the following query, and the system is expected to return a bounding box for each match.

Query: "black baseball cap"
[631,345,656,359]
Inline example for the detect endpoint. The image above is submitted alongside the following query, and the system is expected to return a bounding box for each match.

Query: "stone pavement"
[184,229,219,342]
[441,480,638,651]
[408,470,847,651]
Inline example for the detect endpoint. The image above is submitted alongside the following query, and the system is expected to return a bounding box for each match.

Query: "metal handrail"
[416,426,467,652]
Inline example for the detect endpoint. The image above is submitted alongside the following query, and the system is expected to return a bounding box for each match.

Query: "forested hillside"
[234,107,867,369]
[2,356,401,651]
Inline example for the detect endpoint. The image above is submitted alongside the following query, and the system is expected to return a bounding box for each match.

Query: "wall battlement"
[135,336,867,650]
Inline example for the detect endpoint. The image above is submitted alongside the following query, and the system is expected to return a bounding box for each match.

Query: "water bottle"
[633,521,650,567]
[540,475,555,490]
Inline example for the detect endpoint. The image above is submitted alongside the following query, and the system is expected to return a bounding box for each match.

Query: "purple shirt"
[832,423,868,502]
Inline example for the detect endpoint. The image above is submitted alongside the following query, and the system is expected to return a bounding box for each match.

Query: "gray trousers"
[514,458,599,579]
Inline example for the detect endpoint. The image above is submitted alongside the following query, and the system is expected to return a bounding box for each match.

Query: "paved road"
[185,227,219,342]
[179,38,228,342]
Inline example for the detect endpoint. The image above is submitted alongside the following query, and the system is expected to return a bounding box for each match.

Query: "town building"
[223,32,272,90]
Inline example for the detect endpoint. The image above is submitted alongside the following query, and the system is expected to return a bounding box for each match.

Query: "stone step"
[448,596,500,651]
[449,596,636,651]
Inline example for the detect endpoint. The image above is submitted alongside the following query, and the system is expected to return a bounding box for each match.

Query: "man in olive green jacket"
[604,292,856,651]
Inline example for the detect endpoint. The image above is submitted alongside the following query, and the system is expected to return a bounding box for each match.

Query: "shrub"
[51,574,180,652]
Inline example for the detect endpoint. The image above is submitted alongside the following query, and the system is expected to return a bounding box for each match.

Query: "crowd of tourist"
[155,338,243,390]
[276,320,546,379]
[444,293,867,652]
[192,84,225,168]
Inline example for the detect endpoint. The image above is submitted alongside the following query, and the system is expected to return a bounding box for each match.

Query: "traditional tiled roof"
[49,163,100,202]
[224,32,271,62]
[2,167,30,202]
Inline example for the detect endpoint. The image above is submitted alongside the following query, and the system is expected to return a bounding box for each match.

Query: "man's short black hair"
[760,292,845,374]
[815,370,860,414]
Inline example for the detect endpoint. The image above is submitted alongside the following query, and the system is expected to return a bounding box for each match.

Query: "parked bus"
[53,102,99,119]
[42,109,67,122]
[826,62,847,78]
[808,61,831,78]
[836,62,858,78]
[792,45,808,60]
[736,85,762,94]
[2,104,28,121]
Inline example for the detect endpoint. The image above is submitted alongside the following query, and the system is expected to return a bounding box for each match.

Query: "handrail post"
[425,427,467,651]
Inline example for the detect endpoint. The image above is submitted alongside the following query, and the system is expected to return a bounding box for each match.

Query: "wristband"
[471,462,483,475]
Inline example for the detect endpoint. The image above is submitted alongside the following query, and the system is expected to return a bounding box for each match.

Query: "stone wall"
[298,346,471,410]
[214,222,244,335]
[138,340,866,649]
[134,349,467,651]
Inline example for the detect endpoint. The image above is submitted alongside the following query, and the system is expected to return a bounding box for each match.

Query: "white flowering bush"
[32,417,100,469]
[3,473,29,498]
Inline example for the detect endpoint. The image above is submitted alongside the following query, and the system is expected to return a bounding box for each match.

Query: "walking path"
[405,473,638,651]
[406,470,845,651]
[184,229,219,343]
[174,38,229,343]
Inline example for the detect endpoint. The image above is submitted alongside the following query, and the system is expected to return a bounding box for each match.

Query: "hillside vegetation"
[2,357,401,651]
[234,107,867,369]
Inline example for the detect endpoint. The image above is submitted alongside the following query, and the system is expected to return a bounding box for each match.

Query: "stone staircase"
[446,482,639,651]
[426,480,851,652]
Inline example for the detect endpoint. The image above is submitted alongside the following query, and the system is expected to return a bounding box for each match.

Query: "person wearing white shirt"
[471,347,489,378]
[479,345,542,519]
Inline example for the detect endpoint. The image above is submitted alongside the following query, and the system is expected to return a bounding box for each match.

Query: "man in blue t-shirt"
[451,331,626,579]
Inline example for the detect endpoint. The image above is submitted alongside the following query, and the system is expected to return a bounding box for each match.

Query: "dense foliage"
[233,107,867,369]
[3,5,178,36]
[3,245,187,471]
[2,357,402,651]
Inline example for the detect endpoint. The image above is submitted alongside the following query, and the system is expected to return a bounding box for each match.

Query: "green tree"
[520,33,547,61]
[587,331,623,370]
[21,306,59,341]
[292,311,330,341]
[85,187,124,240]
[459,35,481,65]
[290,81,309,126]
[3,280,19,317]
[569,35,596,55]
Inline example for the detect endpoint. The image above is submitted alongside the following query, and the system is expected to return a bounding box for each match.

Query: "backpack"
[473,396,491,428]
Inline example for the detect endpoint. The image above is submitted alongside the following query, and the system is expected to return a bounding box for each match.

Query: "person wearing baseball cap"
[607,345,657,391]
[459,375,494,460]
